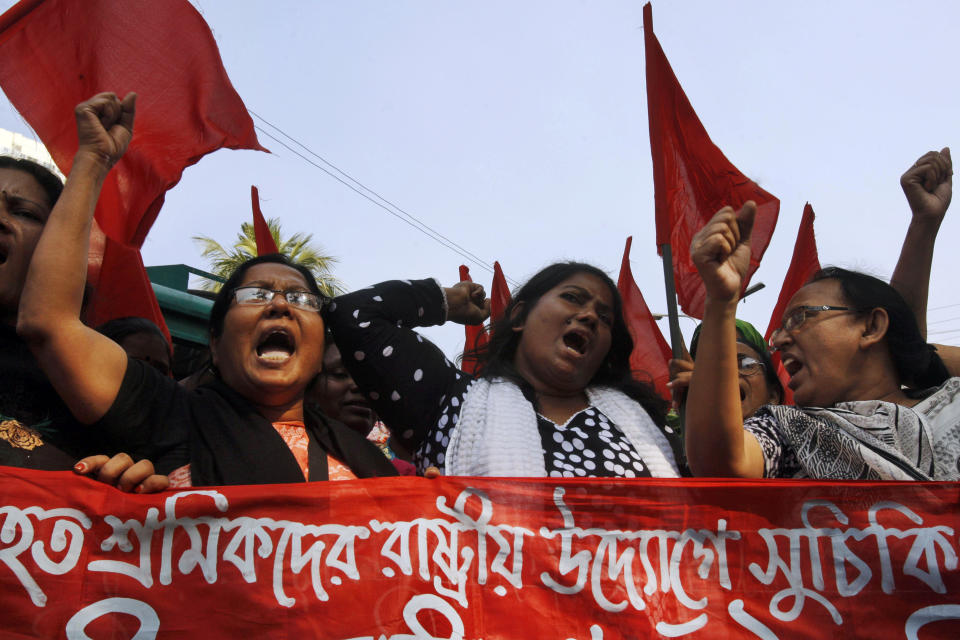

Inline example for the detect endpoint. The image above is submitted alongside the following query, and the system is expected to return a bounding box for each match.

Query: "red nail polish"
[134,485,144,494]
[74,462,86,473]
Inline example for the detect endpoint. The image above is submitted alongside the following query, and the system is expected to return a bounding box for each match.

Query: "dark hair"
[208,253,322,339]
[0,156,63,207]
[470,262,667,424]
[810,266,949,389]
[96,316,171,354]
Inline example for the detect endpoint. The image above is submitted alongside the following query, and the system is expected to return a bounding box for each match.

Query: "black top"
[327,279,658,477]
[95,358,397,485]
[0,323,104,469]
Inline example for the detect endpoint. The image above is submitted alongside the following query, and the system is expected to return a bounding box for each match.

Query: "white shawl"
[445,377,679,477]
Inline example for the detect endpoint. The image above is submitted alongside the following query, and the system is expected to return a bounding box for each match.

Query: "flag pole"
[659,243,684,359]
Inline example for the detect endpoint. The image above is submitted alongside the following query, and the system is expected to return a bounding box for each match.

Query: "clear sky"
[1,1,957,358]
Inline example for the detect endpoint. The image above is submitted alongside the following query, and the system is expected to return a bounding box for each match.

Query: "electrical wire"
[250,112,519,287]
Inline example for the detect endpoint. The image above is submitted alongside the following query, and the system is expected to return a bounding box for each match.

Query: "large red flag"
[643,2,779,318]
[251,186,280,256]
[0,0,265,335]
[617,236,672,399]
[459,265,486,375]
[0,0,266,248]
[764,204,820,405]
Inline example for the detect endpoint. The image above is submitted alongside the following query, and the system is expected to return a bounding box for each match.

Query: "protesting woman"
[327,263,679,478]
[684,202,957,480]
[17,93,395,485]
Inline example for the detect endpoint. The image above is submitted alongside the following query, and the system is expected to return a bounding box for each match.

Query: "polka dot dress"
[541,408,652,478]
[327,278,657,477]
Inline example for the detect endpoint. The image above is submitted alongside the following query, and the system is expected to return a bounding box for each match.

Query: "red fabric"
[84,232,171,343]
[0,0,265,334]
[251,186,280,256]
[489,261,511,323]
[617,236,671,399]
[0,0,266,248]
[643,2,779,318]
[764,204,820,405]
[459,265,486,375]
[3,466,960,639]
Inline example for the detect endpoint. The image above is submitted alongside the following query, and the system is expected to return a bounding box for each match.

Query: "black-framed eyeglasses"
[233,286,326,311]
[737,354,766,377]
[768,305,850,348]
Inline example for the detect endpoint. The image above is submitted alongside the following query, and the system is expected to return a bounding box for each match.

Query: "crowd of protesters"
[0,92,956,495]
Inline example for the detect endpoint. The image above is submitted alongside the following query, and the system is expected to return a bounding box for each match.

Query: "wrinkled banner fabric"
[2,466,959,638]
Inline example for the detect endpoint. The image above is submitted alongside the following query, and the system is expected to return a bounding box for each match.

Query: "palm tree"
[193,218,344,297]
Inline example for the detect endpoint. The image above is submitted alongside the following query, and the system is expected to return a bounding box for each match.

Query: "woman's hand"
[74,92,136,170]
[901,147,952,225]
[74,453,169,494]
[667,356,694,407]
[690,202,756,303]
[444,281,490,325]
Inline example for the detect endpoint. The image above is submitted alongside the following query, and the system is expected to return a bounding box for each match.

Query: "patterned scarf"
[759,401,936,480]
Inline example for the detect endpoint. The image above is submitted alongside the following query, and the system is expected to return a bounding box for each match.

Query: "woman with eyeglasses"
[683,201,957,480]
[669,319,783,420]
[17,93,396,486]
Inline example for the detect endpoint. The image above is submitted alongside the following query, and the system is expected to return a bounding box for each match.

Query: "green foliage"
[193,218,343,297]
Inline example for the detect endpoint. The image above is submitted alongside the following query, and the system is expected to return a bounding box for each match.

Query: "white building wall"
[0,128,64,179]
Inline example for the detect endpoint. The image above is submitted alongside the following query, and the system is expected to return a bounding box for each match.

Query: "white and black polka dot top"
[327,279,654,477]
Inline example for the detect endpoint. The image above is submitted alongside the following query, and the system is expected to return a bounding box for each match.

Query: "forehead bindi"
[240,263,310,291]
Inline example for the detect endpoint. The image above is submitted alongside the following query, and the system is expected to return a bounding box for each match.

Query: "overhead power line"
[929,302,960,311]
[250,111,518,287]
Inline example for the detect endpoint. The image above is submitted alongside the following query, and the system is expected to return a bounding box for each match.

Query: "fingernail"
[134,484,145,494]
[74,462,86,473]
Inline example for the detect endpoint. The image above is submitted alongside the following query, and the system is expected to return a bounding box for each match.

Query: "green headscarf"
[689,319,768,359]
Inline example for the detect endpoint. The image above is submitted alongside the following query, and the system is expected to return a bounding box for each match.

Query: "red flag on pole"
[459,265,486,375]
[643,2,779,319]
[764,204,820,405]
[617,237,672,400]
[0,0,266,335]
[251,186,280,256]
[489,261,511,323]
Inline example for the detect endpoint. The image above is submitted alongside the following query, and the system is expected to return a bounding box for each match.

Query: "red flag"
[0,0,266,249]
[251,186,280,256]
[643,2,779,318]
[764,203,820,405]
[0,0,265,335]
[490,261,511,323]
[617,236,672,399]
[84,231,171,344]
[459,265,486,375]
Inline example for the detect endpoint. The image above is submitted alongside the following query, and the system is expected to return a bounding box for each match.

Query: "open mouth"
[256,328,295,363]
[562,330,588,355]
[781,355,803,377]
[0,244,8,265]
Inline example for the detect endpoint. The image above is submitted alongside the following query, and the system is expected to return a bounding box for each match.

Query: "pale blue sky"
[1,1,957,357]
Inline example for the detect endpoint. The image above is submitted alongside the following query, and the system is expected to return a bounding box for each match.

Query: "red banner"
[2,466,960,638]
